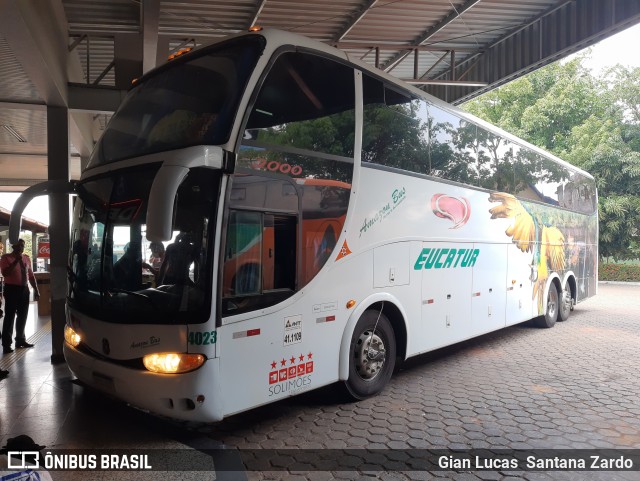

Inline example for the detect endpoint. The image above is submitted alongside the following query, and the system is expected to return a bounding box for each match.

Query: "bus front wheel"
[344,309,396,400]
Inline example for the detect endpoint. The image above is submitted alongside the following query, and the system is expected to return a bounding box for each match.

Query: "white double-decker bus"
[12,28,597,422]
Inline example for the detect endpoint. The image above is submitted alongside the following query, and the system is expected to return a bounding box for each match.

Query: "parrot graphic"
[488,192,565,313]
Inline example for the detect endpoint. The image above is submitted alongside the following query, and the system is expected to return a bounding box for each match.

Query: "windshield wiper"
[106,287,147,298]
[106,288,156,307]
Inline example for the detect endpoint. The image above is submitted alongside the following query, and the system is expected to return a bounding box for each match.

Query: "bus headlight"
[64,325,82,347]
[142,353,205,374]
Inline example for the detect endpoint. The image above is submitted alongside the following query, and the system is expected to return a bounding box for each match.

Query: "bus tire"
[344,309,396,400]
[558,280,572,322]
[536,283,559,328]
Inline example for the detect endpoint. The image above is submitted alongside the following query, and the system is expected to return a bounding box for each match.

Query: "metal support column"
[47,105,70,364]
[31,231,37,271]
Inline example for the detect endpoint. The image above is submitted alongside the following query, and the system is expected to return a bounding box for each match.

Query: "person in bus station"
[0,239,40,354]
[113,241,143,290]
[157,233,198,286]
[143,241,165,276]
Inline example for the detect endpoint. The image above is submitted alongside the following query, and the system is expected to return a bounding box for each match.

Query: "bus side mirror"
[9,180,78,244]
[146,165,189,242]
[146,146,231,242]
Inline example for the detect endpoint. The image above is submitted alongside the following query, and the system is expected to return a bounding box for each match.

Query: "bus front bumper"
[64,343,224,422]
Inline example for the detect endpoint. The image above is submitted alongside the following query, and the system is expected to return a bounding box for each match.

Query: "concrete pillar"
[47,105,70,364]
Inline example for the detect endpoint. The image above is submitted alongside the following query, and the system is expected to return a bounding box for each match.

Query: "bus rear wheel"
[536,283,559,328]
[344,309,396,400]
[558,280,572,322]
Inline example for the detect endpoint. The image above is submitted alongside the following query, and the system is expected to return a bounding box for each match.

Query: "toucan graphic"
[489,192,565,312]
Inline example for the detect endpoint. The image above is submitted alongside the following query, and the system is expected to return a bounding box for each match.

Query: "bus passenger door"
[470,243,507,336]
[419,242,472,350]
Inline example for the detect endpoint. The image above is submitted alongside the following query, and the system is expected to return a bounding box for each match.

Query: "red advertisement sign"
[38,242,50,258]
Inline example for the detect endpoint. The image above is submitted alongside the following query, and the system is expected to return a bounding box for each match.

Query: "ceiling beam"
[55,0,96,159]
[68,84,128,114]
[247,0,268,28]
[402,79,488,87]
[332,0,379,43]
[0,0,69,107]
[69,112,94,159]
[430,0,573,85]
[335,42,479,52]
[0,180,49,189]
[0,0,96,169]
[0,1,98,162]
[142,0,161,73]
[427,0,640,104]
[381,0,481,72]
[0,101,46,111]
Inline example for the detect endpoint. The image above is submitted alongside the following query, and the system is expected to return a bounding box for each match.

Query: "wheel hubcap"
[355,329,386,380]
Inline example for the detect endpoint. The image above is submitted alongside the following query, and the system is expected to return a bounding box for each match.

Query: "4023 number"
[188,331,217,346]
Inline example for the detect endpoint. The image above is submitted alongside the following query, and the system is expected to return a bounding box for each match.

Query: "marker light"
[168,47,192,61]
[249,25,263,32]
[143,353,205,374]
[346,299,356,309]
[64,325,82,347]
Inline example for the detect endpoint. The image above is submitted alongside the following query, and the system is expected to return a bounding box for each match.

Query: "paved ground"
[1,283,640,480]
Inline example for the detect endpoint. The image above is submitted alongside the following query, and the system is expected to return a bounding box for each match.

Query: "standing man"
[0,239,39,354]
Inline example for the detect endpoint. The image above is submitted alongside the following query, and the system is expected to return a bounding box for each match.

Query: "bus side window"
[362,74,428,174]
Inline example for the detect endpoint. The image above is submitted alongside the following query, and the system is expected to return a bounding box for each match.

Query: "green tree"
[607,65,640,124]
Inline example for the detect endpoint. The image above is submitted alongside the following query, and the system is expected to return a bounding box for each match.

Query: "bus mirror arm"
[9,180,78,244]
[222,150,236,174]
[147,165,190,242]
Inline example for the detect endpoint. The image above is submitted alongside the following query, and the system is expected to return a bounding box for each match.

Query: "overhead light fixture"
[3,125,27,142]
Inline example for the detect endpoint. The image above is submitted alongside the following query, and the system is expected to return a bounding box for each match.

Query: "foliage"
[606,65,640,125]
[464,56,640,261]
[599,262,640,282]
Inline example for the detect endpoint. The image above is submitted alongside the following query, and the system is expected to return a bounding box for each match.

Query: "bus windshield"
[88,35,265,168]
[68,165,220,324]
